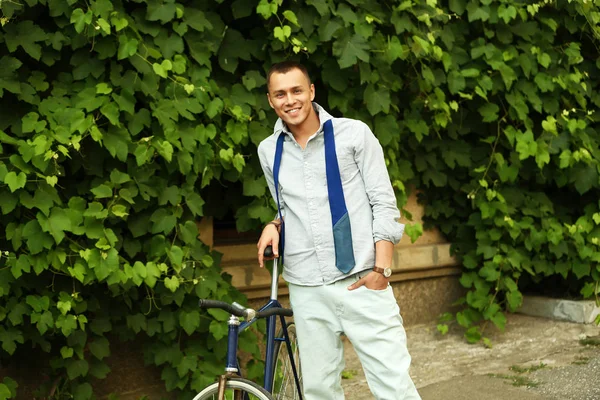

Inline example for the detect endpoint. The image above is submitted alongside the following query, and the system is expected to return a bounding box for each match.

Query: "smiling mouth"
[285,107,301,114]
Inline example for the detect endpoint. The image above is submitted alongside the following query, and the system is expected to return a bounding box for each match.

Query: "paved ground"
[341,314,600,399]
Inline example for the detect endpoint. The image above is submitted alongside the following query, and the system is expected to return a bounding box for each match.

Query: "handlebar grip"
[264,245,274,258]
[199,299,293,319]
[198,299,246,317]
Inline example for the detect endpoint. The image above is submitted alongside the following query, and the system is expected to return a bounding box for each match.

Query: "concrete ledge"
[518,295,600,324]
[216,243,460,299]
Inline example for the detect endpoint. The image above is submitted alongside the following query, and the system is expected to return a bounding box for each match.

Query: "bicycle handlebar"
[198,299,293,319]
[198,246,288,319]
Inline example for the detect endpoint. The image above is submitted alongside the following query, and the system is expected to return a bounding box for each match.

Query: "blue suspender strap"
[273,133,286,264]
[323,120,355,273]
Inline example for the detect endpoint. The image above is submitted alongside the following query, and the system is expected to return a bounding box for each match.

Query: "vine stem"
[469,115,506,199]
[480,275,504,335]
[482,117,505,181]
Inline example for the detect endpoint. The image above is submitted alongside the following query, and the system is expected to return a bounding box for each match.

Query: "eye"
[294,89,302,94]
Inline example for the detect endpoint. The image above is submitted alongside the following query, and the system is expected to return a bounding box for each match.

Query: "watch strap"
[373,266,391,277]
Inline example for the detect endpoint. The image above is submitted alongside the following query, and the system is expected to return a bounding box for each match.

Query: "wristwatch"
[373,266,392,278]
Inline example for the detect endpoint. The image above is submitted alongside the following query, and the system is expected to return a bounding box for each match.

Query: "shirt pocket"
[314,146,358,185]
[337,151,359,184]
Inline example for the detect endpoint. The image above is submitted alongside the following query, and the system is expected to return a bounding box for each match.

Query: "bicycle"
[193,246,303,400]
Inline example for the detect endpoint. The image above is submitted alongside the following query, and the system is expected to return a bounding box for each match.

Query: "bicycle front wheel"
[271,322,303,400]
[193,377,273,400]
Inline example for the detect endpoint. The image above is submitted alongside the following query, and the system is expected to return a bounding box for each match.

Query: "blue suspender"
[273,133,286,264]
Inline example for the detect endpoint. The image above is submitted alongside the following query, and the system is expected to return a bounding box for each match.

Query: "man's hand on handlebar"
[257,221,280,268]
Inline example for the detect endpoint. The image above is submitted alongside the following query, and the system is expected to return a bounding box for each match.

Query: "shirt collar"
[273,102,334,138]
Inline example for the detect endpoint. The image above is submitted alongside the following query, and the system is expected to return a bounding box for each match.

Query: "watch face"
[384,268,392,278]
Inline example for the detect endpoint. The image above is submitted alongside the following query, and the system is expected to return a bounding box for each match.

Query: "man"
[256,61,421,400]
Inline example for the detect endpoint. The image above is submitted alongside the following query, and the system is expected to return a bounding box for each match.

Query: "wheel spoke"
[272,323,303,400]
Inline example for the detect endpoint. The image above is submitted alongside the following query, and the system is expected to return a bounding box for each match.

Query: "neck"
[289,106,320,148]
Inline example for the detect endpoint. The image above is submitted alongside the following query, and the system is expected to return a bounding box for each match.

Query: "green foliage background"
[0,0,599,397]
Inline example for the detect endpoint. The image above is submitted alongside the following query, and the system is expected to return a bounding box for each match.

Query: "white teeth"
[286,108,300,113]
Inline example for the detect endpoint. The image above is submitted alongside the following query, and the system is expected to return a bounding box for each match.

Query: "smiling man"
[256,61,421,400]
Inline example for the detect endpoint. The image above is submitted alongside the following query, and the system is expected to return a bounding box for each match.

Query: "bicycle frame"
[222,256,303,399]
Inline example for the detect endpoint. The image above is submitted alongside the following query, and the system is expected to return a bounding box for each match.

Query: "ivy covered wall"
[0,0,599,397]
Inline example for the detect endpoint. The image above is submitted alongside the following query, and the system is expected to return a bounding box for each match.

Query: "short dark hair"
[267,61,311,90]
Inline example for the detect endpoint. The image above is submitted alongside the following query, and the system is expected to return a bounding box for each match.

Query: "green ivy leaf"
[89,337,110,359]
[184,8,213,32]
[100,102,121,126]
[505,291,523,312]
[110,170,131,185]
[153,62,168,78]
[273,27,286,43]
[0,384,12,400]
[515,130,537,160]
[4,172,27,192]
[179,310,200,335]
[91,184,113,199]
[60,346,74,358]
[164,276,180,293]
[154,141,174,162]
[184,84,194,94]
[186,192,205,216]
[4,21,48,60]
[332,34,370,68]
[256,0,276,19]
[478,103,499,122]
[70,8,92,33]
[126,313,147,333]
[573,165,598,195]
[111,204,128,218]
[117,36,139,60]
[447,71,466,94]
[73,383,92,400]
[464,326,482,343]
[283,10,300,26]
[364,84,391,116]
[537,52,551,68]
[497,4,517,23]
[66,359,89,380]
[208,319,228,341]
[404,223,423,243]
[0,327,25,354]
[147,2,177,23]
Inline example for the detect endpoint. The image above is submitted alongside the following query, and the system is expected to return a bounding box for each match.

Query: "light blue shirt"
[258,103,404,286]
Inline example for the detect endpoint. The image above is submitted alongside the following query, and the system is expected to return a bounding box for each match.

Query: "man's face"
[267,68,315,129]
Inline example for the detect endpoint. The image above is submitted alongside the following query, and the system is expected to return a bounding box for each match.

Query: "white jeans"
[288,273,421,400]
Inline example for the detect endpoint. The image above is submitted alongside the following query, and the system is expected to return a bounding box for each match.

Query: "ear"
[310,84,315,101]
[267,93,274,109]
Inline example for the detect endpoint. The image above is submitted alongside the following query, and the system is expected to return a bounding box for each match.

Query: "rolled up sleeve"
[354,123,405,244]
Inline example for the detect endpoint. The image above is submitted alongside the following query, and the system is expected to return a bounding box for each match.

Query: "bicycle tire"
[192,377,273,400]
[271,322,303,400]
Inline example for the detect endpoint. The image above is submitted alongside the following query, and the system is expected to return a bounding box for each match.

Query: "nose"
[285,92,294,105]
